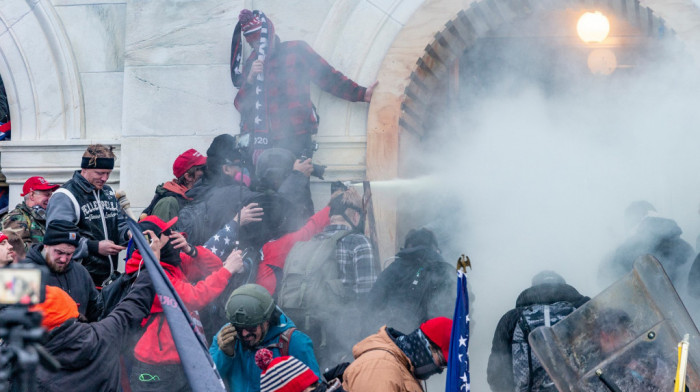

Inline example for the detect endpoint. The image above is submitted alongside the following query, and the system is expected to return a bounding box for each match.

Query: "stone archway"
[366,0,700,261]
[0,0,84,141]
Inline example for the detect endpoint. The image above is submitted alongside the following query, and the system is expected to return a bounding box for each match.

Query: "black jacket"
[36,270,155,392]
[22,243,103,322]
[46,170,130,285]
[599,217,694,287]
[367,246,455,334]
[487,283,589,392]
[177,175,257,246]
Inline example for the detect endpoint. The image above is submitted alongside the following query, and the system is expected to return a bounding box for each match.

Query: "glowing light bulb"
[577,11,610,43]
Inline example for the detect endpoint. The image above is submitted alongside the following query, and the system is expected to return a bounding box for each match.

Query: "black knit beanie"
[43,220,81,247]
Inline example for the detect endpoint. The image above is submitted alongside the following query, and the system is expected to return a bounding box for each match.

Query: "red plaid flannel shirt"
[234,40,367,142]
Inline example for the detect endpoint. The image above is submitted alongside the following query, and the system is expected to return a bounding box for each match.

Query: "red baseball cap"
[173,149,207,178]
[21,176,59,197]
[139,215,178,233]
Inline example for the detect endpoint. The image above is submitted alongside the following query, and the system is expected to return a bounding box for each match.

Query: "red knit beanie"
[255,348,319,392]
[420,317,453,362]
[30,286,79,331]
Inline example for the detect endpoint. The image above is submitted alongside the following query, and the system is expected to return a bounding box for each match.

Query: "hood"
[22,244,74,275]
[635,217,683,241]
[184,177,214,200]
[352,326,413,372]
[395,246,444,264]
[161,181,190,199]
[260,311,296,346]
[70,170,98,194]
[515,283,589,308]
[44,321,98,370]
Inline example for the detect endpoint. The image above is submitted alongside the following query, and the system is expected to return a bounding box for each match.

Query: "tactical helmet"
[225,284,275,327]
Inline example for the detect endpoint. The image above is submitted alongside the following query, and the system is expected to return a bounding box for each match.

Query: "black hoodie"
[21,243,103,322]
[36,270,155,392]
[367,246,456,334]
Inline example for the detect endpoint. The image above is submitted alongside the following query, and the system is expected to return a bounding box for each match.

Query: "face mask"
[393,329,444,380]
[413,359,444,380]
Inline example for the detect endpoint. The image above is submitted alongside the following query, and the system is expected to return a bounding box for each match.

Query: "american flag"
[202,222,239,260]
[445,270,470,391]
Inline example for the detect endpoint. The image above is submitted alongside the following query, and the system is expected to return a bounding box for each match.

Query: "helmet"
[225,284,275,327]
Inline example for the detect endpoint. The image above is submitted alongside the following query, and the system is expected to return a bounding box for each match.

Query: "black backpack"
[511,301,576,392]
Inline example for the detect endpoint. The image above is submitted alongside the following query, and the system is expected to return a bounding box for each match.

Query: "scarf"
[230,10,276,164]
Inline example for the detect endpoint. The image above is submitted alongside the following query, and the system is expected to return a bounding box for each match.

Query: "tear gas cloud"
[375,27,700,390]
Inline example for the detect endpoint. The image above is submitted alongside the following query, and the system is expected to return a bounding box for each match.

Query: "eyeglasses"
[234,324,260,335]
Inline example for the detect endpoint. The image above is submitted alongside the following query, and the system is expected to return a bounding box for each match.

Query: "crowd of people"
[2,7,699,392]
[0,136,455,391]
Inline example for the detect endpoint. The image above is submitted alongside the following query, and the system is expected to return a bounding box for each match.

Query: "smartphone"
[0,265,47,305]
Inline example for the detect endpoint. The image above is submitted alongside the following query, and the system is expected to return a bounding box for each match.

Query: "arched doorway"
[367,0,699,389]
[367,0,699,262]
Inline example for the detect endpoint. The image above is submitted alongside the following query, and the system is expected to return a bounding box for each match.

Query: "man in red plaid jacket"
[232,10,377,160]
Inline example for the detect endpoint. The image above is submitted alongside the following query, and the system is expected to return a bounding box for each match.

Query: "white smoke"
[403,33,700,390]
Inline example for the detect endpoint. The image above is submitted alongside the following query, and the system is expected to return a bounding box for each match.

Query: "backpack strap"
[278,327,295,357]
[265,327,296,357]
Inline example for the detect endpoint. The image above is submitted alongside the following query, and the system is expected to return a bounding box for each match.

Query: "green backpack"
[277,230,352,322]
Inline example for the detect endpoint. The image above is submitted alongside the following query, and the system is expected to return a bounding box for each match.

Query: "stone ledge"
[0,140,122,206]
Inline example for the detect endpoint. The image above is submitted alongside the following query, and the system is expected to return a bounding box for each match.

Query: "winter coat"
[599,216,693,287]
[1,201,47,248]
[367,246,455,334]
[126,246,231,365]
[342,326,423,392]
[235,40,367,156]
[46,170,130,286]
[21,243,104,322]
[486,283,590,392]
[36,269,155,392]
[177,175,257,246]
[210,312,320,392]
[256,205,330,295]
[275,170,314,230]
[143,181,190,222]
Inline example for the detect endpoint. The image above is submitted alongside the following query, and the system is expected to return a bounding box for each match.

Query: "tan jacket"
[342,326,423,392]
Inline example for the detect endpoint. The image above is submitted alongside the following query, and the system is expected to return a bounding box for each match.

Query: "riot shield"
[529,255,700,391]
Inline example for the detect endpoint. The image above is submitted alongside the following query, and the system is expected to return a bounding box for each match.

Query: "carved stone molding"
[0,0,84,141]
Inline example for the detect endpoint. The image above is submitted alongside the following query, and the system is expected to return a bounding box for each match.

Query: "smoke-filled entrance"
[388,2,700,389]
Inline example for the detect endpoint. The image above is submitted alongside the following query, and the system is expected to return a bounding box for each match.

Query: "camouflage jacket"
[1,201,47,248]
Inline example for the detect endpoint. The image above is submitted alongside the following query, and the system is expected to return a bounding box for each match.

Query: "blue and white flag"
[446,271,470,391]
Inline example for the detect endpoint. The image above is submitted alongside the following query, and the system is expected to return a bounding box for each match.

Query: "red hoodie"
[126,246,231,364]
[256,206,330,295]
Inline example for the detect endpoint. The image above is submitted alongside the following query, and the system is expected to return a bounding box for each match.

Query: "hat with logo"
[21,176,59,197]
[43,220,81,247]
[173,149,207,179]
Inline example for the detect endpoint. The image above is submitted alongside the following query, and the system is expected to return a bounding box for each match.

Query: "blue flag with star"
[446,270,470,391]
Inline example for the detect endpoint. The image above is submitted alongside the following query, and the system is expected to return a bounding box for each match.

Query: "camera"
[0,265,47,306]
[233,133,251,152]
[0,265,58,392]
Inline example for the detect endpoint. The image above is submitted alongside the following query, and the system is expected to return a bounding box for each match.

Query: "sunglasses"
[234,324,260,334]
